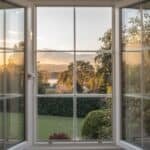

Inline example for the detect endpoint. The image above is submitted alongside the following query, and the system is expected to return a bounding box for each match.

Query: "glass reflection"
[37,52,73,94]
[76,7,112,51]
[0,53,4,94]
[122,8,141,51]
[122,52,141,94]
[6,98,25,148]
[0,3,25,149]
[77,97,112,140]
[143,3,150,49]
[76,52,112,94]
[122,97,142,147]
[37,7,73,51]
[144,51,150,95]
[5,52,24,94]
[0,100,4,150]
[37,97,73,141]
[6,8,24,50]
[143,99,150,150]
[0,10,4,48]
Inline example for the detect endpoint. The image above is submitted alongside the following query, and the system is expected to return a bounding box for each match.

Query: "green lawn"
[0,113,84,141]
[37,115,84,141]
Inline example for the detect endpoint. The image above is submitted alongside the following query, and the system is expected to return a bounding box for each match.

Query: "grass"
[37,115,84,141]
[0,113,84,141]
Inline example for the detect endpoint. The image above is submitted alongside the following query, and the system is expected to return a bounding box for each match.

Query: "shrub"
[144,101,150,135]
[81,109,111,140]
[38,97,109,117]
[49,133,70,140]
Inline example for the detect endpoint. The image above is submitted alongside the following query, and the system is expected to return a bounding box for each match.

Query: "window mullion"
[73,7,77,140]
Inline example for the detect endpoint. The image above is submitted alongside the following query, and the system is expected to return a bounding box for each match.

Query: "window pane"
[6,8,24,50]
[122,52,141,94]
[0,100,4,149]
[122,97,142,147]
[37,97,73,141]
[76,7,112,51]
[143,3,150,49]
[0,53,4,94]
[143,99,150,150]
[76,52,112,94]
[5,52,24,94]
[37,52,73,94]
[0,10,4,48]
[37,7,73,51]
[143,51,150,96]
[77,97,112,141]
[122,8,142,51]
[6,97,25,148]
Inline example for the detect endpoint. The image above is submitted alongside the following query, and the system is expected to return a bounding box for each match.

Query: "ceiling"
[1,0,144,8]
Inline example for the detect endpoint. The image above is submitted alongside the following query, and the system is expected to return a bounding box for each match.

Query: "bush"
[144,101,150,135]
[49,132,70,140]
[81,109,111,140]
[38,97,109,117]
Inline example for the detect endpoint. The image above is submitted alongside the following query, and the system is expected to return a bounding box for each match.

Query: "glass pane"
[0,10,4,48]
[122,52,141,94]
[143,98,150,150]
[37,52,73,94]
[5,52,24,94]
[142,2,150,49]
[37,7,73,51]
[77,97,112,141]
[0,53,4,94]
[6,97,25,148]
[76,7,112,51]
[37,97,73,141]
[76,52,112,94]
[122,8,142,51]
[0,100,4,149]
[122,97,142,147]
[6,8,24,50]
[144,51,150,96]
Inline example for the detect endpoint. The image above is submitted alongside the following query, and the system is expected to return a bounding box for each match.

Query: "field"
[0,113,84,141]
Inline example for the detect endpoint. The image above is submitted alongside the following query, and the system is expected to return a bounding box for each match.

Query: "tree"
[56,63,73,93]
[57,61,96,93]
[95,29,112,93]
[122,10,150,139]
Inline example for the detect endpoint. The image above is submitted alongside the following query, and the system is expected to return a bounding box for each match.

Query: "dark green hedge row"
[38,97,110,118]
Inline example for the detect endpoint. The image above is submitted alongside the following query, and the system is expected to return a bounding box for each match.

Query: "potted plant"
[48,132,70,144]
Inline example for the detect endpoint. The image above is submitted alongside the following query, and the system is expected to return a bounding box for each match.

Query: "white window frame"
[8,0,147,149]
[32,2,115,146]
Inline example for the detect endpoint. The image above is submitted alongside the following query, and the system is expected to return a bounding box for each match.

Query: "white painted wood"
[119,141,143,150]
[25,143,122,150]
[26,6,34,145]
[114,7,121,145]
[8,142,29,150]
[4,1,146,150]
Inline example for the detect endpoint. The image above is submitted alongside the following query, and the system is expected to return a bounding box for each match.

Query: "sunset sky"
[37,7,112,51]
